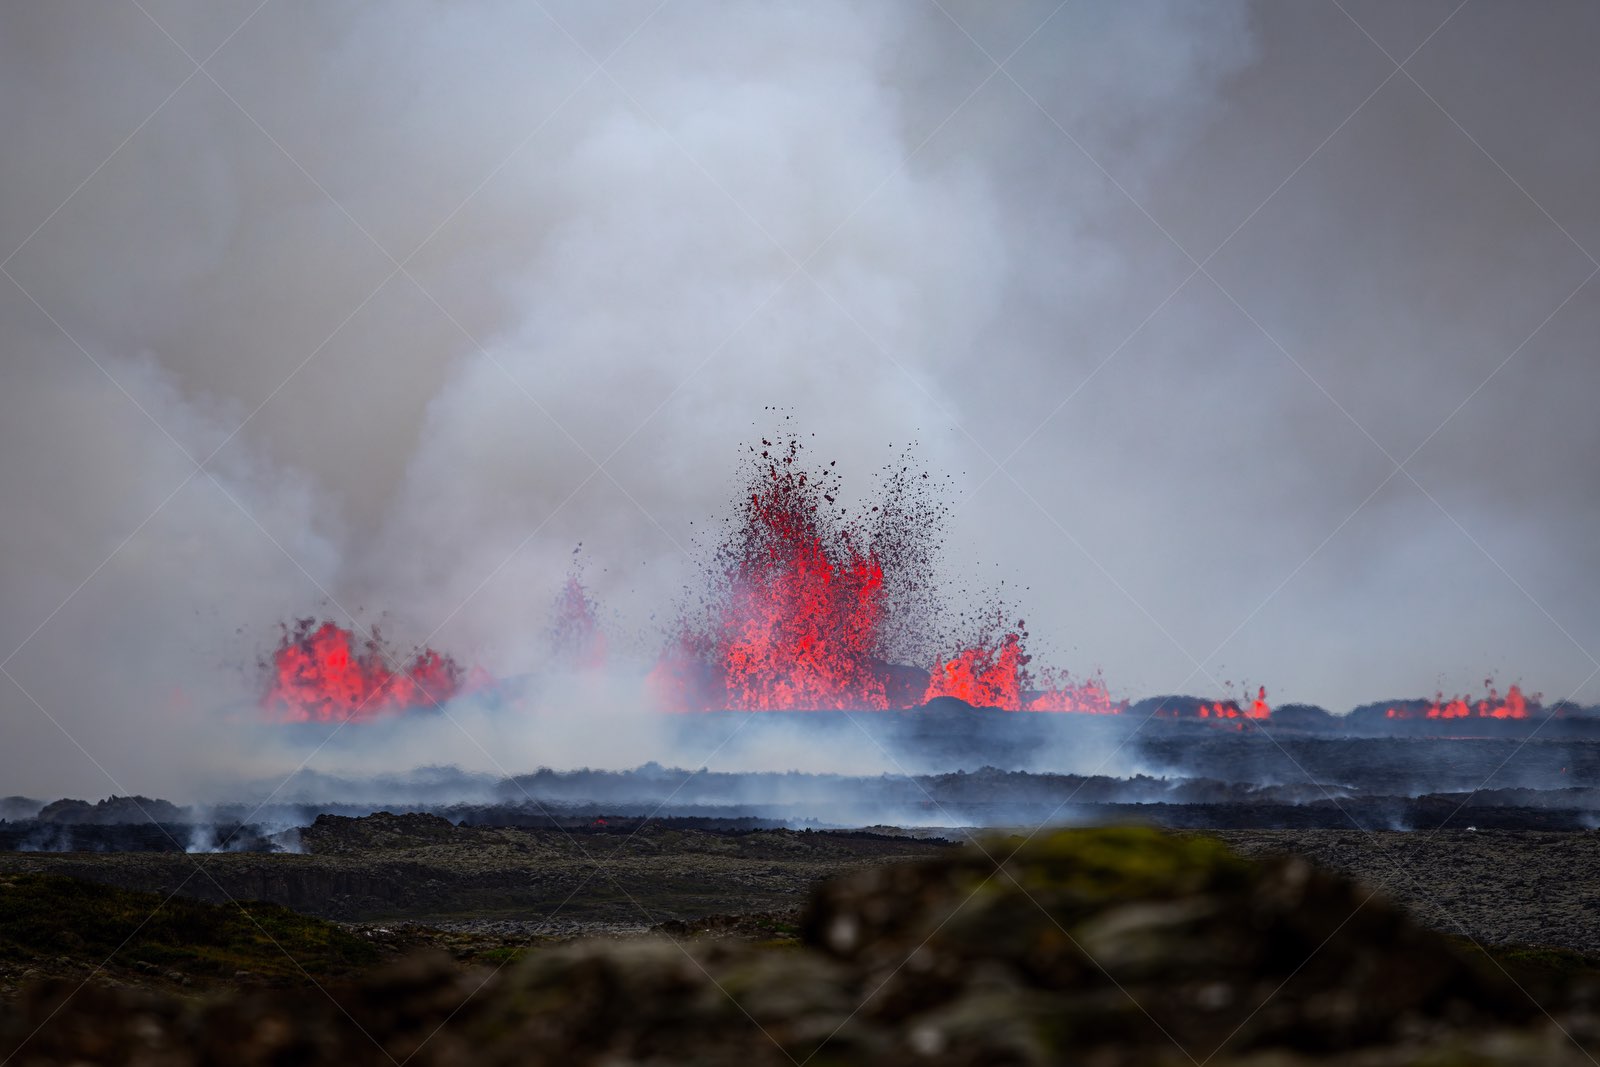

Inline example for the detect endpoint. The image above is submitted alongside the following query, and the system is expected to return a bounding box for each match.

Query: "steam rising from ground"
[4,3,1599,799]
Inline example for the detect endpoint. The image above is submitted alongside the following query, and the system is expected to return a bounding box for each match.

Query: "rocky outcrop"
[300,811,462,854]
[35,796,187,825]
[800,826,1540,1059]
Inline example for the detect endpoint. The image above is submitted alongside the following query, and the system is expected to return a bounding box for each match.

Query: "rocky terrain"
[0,812,957,931]
[5,825,1600,1065]
[1213,829,1600,954]
[9,812,1600,957]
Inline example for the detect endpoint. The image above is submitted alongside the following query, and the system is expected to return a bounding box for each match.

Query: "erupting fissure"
[1147,686,1273,721]
[262,620,463,722]
[262,430,1307,721]
[1199,687,1272,720]
[1385,683,1532,721]
[255,433,1551,728]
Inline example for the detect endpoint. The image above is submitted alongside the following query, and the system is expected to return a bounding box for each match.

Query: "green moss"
[1452,938,1600,988]
[979,826,1252,901]
[0,873,379,982]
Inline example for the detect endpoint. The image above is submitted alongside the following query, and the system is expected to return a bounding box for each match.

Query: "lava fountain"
[262,619,464,722]
[649,435,895,711]
[649,432,1124,713]
[1385,683,1531,721]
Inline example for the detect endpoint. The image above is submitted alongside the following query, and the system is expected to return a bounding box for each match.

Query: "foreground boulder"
[801,826,1546,1061]
[3,827,1596,1065]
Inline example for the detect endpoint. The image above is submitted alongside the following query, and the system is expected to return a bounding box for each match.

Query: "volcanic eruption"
[1383,683,1532,721]
[256,430,1565,736]
[647,430,1124,714]
[262,619,464,723]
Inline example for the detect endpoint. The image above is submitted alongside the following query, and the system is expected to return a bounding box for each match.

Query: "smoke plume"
[3,2,1598,798]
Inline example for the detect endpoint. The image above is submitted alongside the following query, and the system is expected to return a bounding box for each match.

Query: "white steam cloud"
[3,2,1598,799]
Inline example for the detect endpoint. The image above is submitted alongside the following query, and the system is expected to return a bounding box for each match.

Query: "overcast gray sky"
[3,1,1598,795]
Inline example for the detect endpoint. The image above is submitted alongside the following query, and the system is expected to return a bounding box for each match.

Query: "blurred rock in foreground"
[4,826,1599,1066]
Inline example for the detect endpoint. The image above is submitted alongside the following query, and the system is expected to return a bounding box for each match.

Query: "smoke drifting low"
[3,3,1599,799]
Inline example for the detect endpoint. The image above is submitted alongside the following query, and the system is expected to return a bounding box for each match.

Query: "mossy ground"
[989,824,1253,898]
[0,873,379,988]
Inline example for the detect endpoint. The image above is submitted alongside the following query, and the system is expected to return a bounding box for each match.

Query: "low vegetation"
[0,873,379,989]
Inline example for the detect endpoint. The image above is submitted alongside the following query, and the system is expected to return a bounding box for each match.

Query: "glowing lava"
[652,436,894,710]
[922,629,1125,713]
[653,433,1125,713]
[1197,687,1272,720]
[925,632,1026,710]
[250,420,1562,730]
[1385,683,1531,721]
[1026,668,1125,715]
[263,619,463,722]
[1147,686,1273,721]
